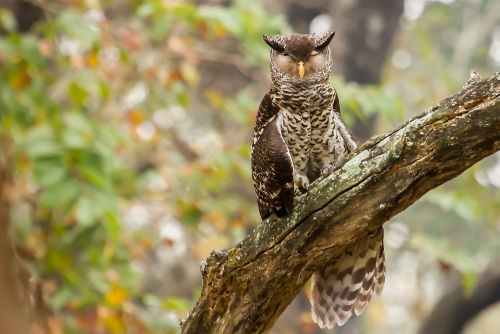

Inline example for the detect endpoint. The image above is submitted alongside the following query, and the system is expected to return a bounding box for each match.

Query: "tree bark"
[0,140,31,334]
[180,71,500,333]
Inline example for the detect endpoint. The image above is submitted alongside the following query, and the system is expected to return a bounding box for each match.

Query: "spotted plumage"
[251,32,386,328]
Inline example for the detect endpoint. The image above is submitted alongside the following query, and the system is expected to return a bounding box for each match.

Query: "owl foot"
[320,163,334,175]
[320,166,331,175]
[294,176,310,193]
[302,181,309,192]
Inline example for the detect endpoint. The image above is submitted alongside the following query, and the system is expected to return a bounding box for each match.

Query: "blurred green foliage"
[1,0,292,332]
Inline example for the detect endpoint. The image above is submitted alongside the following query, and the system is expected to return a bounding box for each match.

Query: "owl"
[251,32,386,328]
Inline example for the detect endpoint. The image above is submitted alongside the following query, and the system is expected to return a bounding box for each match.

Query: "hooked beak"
[297,61,305,79]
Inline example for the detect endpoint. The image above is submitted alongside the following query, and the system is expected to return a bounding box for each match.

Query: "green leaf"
[76,164,111,189]
[181,205,203,226]
[136,2,163,18]
[18,125,62,158]
[103,211,120,242]
[41,179,80,209]
[61,128,88,149]
[153,14,174,42]
[162,297,190,312]
[68,82,89,106]
[462,271,478,297]
[63,111,94,136]
[57,11,100,49]
[143,295,190,312]
[75,196,96,226]
[68,71,103,106]
[19,35,44,66]
[92,188,117,213]
[32,157,66,187]
[199,7,242,36]
[0,9,17,33]
[52,287,73,310]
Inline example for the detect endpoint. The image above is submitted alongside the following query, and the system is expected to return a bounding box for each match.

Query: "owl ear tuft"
[263,35,285,52]
[315,31,335,50]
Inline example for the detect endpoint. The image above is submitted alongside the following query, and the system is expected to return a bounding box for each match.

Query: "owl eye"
[283,53,290,56]
[310,51,319,56]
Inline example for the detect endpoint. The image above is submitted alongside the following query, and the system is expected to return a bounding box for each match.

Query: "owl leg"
[291,148,310,192]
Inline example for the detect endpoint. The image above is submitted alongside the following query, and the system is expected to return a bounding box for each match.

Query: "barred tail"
[310,227,385,328]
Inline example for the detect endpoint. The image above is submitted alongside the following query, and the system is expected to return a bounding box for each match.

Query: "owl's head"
[263,32,335,85]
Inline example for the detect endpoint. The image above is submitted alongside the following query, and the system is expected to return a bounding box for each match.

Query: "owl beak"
[297,61,305,79]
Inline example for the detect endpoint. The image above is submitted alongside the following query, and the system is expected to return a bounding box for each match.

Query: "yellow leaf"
[103,314,126,333]
[97,307,126,333]
[215,24,227,38]
[105,285,128,307]
[205,89,224,108]
[129,110,144,125]
[204,211,227,232]
[180,61,199,86]
[87,53,99,68]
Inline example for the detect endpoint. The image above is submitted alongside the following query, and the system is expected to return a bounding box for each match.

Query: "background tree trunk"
[0,140,31,334]
[418,264,500,334]
[329,0,404,141]
[0,0,43,32]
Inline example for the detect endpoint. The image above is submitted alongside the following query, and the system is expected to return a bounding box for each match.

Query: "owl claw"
[320,164,334,175]
[294,174,310,193]
[293,176,309,192]
[303,182,309,192]
[296,178,309,193]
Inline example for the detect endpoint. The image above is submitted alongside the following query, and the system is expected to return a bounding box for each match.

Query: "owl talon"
[298,179,309,193]
[293,174,310,193]
[320,164,334,175]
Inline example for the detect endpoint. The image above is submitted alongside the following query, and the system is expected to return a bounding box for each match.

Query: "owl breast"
[277,83,347,181]
[280,108,311,175]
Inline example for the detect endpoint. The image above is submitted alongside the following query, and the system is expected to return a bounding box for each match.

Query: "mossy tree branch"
[181,72,500,334]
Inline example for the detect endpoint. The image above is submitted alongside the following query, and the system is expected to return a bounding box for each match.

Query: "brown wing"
[251,109,294,220]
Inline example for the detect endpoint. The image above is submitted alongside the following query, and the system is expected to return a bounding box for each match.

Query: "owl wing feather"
[251,94,294,220]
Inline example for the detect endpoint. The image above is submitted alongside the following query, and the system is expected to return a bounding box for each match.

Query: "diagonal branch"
[181,72,500,334]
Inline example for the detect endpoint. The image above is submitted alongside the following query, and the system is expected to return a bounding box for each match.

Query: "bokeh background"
[1,0,500,333]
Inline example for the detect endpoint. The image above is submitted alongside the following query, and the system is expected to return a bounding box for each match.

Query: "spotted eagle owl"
[251,32,385,328]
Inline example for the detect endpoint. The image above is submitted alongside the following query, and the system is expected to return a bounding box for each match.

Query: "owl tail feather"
[310,227,385,328]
